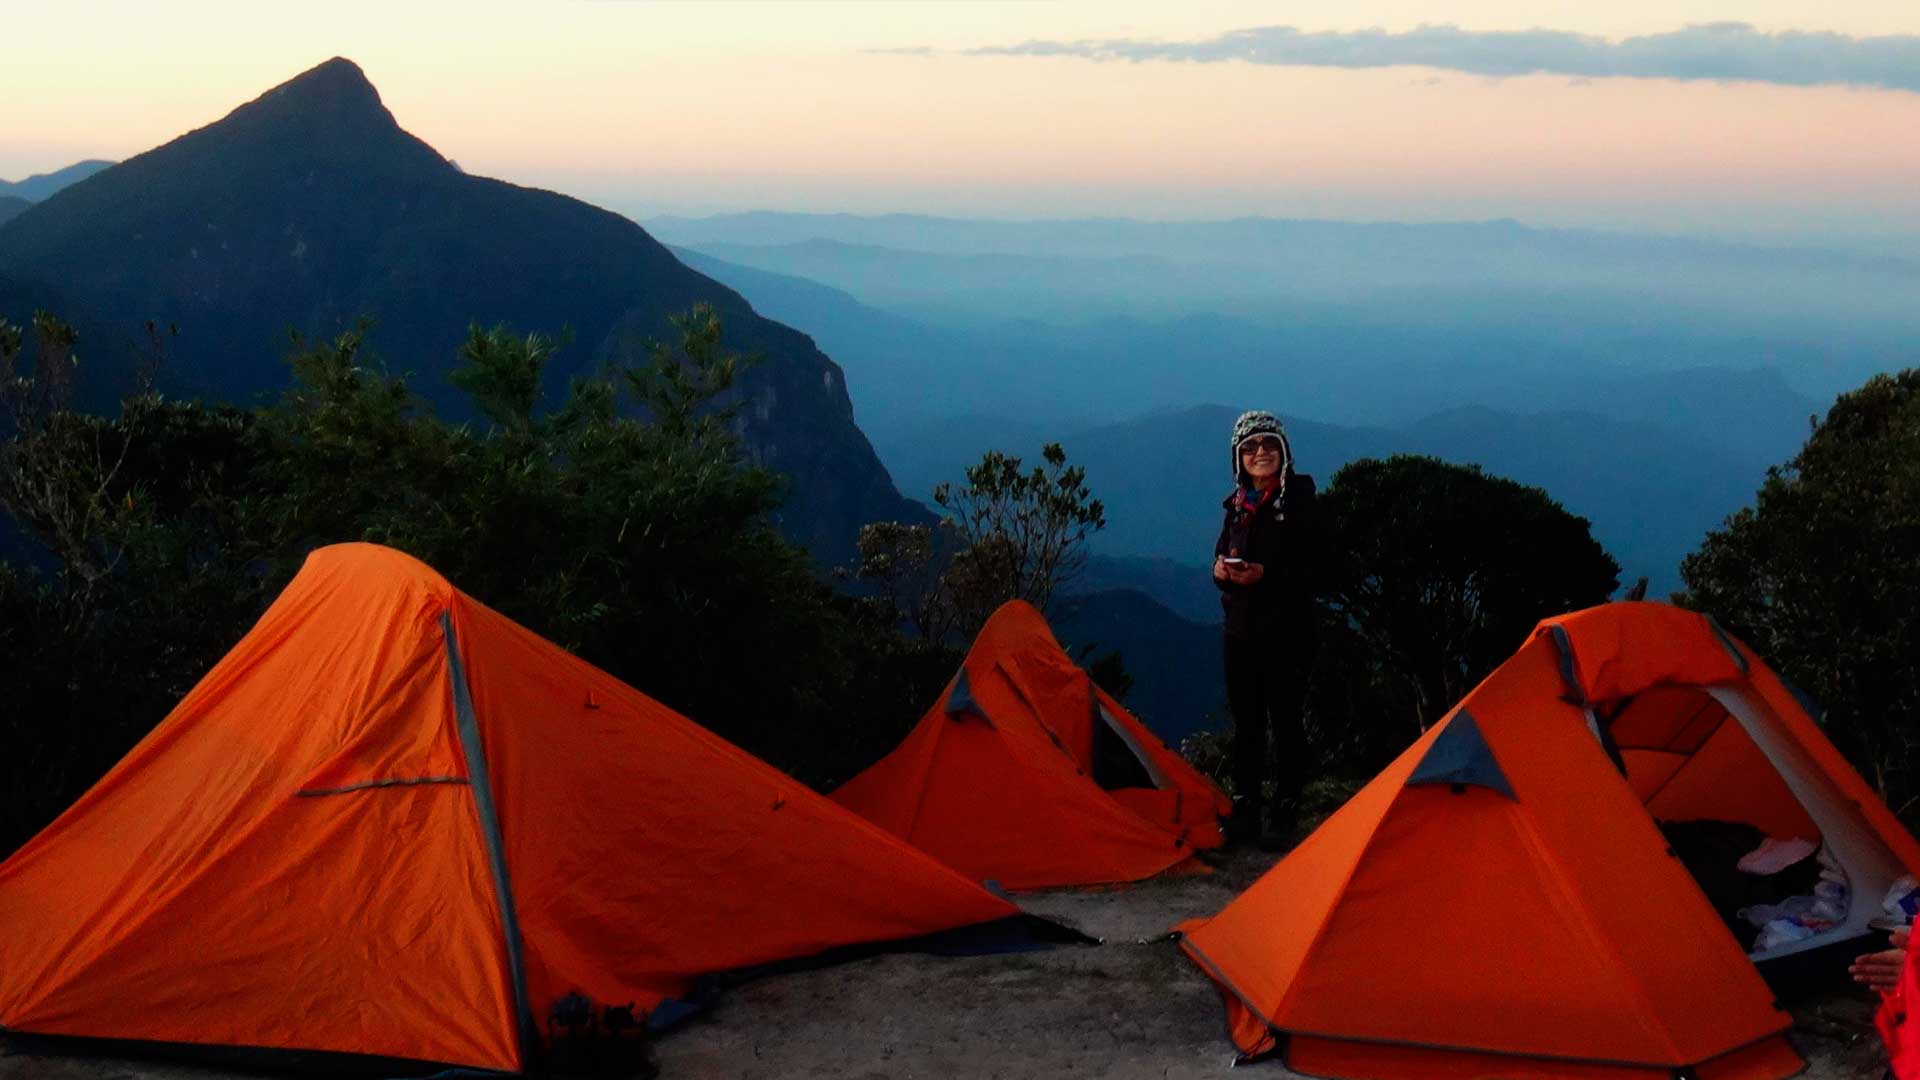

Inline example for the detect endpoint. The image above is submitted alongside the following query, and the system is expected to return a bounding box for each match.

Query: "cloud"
[966,22,1920,94]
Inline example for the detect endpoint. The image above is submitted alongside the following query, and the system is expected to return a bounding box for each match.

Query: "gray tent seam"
[1705,615,1751,676]
[1548,624,1589,706]
[442,611,539,1068]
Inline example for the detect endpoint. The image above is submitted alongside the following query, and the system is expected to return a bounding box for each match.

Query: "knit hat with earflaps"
[1230,410,1292,482]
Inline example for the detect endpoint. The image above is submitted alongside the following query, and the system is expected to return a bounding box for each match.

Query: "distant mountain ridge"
[0,60,922,557]
[669,234,1920,357]
[1074,554,1221,625]
[675,246,1827,456]
[0,160,113,202]
[0,197,28,227]
[650,210,1920,281]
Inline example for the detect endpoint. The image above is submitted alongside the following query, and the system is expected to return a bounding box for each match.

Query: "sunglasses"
[1240,437,1284,456]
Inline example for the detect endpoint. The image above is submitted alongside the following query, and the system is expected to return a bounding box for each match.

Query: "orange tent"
[0,544,1057,1073]
[1179,601,1920,1080]
[832,600,1229,890]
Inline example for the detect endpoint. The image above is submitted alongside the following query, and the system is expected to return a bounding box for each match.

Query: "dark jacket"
[1214,471,1319,640]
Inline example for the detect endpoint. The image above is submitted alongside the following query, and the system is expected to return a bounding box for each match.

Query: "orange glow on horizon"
[3,1,1918,238]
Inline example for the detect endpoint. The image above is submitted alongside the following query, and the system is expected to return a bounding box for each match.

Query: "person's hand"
[1213,556,1229,583]
[1852,928,1911,993]
[1228,561,1265,585]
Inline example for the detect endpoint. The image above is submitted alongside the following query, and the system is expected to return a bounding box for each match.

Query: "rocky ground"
[0,849,1893,1080]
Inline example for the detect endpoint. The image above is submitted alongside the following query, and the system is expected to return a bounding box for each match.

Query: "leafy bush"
[857,442,1107,644]
[1310,455,1620,774]
[1681,370,1920,823]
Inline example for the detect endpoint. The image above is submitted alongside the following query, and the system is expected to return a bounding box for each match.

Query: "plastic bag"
[1811,878,1851,922]
[1741,895,1821,927]
[1754,918,1817,952]
[1885,875,1920,919]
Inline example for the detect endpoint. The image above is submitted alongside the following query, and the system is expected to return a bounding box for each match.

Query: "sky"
[6,1,1920,249]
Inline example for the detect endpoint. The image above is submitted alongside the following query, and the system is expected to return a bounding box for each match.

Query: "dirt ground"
[0,848,1894,1080]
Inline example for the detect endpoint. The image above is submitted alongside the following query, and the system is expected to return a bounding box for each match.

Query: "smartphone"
[1222,557,1247,568]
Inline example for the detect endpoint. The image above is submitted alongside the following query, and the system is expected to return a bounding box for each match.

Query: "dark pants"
[1224,630,1312,825]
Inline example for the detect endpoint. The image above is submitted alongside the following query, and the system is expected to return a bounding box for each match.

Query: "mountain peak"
[179,56,448,175]
[264,57,381,108]
[226,56,400,137]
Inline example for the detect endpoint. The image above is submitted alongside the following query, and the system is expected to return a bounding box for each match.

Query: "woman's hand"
[1226,561,1265,585]
[1852,927,1911,993]
[1213,556,1229,583]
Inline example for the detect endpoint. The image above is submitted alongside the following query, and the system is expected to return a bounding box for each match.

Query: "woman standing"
[1212,410,1319,847]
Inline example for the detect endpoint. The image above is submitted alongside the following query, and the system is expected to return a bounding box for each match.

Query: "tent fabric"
[0,543,1030,1073]
[1612,687,1819,840]
[1179,601,1920,1079]
[832,600,1229,890]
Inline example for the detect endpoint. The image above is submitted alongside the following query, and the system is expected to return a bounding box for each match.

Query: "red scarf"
[1234,480,1284,516]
